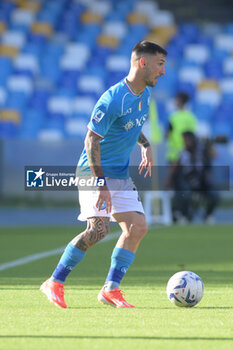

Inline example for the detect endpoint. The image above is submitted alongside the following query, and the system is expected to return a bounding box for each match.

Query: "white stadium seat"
[66,119,88,136]
[87,1,112,16]
[215,34,233,51]
[60,55,86,70]
[38,129,64,141]
[2,31,26,49]
[11,9,35,26]
[196,121,211,138]
[14,54,39,75]
[0,87,7,106]
[220,78,233,93]
[149,10,174,28]
[47,97,73,115]
[184,44,210,64]
[7,76,33,94]
[179,67,204,85]
[223,58,233,75]
[134,0,159,16]
[65,43,90,61]
[196,89,221,106]
[78,75,105,95]
[106,55,130,72]
[102,21,128,40]
[72,96,96,115]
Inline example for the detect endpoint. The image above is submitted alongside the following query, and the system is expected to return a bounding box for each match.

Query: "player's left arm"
[137,132,153,178]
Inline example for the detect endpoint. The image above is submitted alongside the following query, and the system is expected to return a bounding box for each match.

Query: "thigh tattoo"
[72,217,110,251]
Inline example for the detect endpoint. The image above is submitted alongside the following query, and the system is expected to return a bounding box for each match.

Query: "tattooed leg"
[71,217,110,252]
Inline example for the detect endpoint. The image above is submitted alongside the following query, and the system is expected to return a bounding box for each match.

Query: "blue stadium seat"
[28,88,51,112]
[0,57,13,85]
[204,59,224,79]
[59,70,81,90]
[193,103,216,121]
[176,81,196,98]
[20,109,44,138]
[5,91,29,114]
[0,121,19,138]
[212,121,232,138]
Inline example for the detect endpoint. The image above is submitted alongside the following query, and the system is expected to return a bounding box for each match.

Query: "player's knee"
[130,221,148,240]
[89,220,110,241]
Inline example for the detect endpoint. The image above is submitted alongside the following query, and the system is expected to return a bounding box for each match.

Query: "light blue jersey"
[78,79,151,178]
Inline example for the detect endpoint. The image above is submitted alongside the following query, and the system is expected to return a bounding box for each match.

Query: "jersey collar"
[124,78,142,97]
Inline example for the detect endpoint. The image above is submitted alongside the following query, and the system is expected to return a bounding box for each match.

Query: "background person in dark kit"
[166,131,223,223]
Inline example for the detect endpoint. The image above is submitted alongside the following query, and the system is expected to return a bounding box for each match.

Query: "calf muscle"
[71,217,110,252]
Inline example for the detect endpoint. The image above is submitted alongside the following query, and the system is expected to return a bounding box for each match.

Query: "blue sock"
[105,248,135,290]
[51,243,85,284]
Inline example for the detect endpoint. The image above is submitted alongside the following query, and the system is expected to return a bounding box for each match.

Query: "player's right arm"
[85,130,112,213]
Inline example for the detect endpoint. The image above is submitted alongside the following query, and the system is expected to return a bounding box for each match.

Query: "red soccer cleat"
[98,288,135,308]
[40,279,67,309]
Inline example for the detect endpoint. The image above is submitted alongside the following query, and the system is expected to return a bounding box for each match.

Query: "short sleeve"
[87,98,118,138]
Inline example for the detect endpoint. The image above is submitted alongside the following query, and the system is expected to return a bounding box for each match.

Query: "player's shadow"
[136,306,233,310]
[0,335,233,341]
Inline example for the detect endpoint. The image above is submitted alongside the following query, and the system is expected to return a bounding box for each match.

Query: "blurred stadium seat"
[0,0,232,140]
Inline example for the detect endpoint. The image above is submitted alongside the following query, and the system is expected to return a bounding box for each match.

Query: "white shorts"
[78,177,144,221]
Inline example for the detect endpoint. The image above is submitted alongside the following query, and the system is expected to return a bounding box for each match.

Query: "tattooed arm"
[137,132,153,178]
[85,130,112,213]
[85,130,105,177]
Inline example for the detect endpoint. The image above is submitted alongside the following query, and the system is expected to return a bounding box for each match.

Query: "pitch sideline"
[0,231,121,272]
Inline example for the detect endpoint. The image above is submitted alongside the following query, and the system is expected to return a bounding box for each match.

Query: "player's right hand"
[96,185,112,213]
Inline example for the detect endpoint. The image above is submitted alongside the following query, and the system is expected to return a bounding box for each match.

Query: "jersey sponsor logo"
[122,107,132,116]
[93,110,105,123]
[136,113,147,126]
[123,120,135,131]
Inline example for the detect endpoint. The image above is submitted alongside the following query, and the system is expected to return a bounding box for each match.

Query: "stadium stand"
[0,0,232,140]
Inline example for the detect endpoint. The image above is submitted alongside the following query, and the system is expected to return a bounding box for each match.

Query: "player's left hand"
[138,146,153,178]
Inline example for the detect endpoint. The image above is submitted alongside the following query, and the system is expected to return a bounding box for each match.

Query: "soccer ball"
[166,271,204,307]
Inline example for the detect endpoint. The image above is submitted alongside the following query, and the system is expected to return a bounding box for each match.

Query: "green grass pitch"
[0,224,233,350]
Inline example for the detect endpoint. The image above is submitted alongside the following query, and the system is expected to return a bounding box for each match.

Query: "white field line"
[0,231,121,272]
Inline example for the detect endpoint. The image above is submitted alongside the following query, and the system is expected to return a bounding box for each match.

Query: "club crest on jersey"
[138,100,142,111]
[92,110,105,123]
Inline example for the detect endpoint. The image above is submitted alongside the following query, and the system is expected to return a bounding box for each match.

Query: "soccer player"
[41,40,167,308]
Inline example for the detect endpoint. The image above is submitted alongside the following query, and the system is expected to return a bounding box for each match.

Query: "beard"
[145,78,157,87]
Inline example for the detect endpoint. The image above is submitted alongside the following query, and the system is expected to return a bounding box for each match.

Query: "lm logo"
[26,168,45,187]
